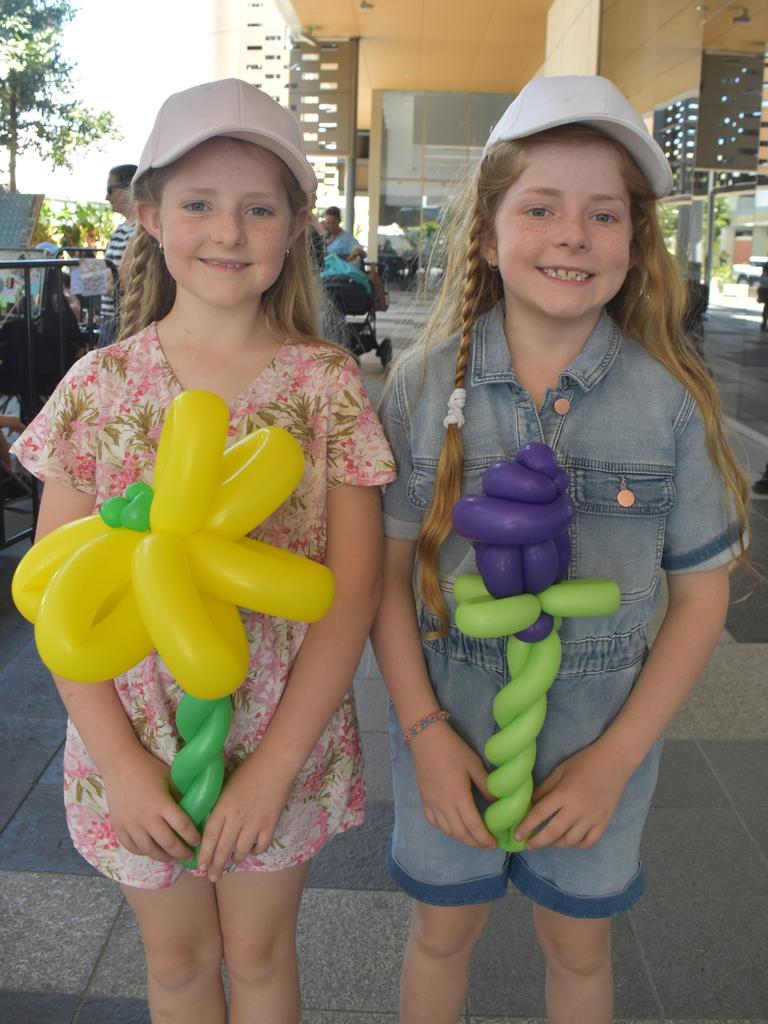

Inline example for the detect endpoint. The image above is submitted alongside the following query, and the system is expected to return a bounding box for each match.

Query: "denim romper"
[379,304,738,918]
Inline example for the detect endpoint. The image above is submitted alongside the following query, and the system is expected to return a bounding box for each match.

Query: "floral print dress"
[12,323,395,889]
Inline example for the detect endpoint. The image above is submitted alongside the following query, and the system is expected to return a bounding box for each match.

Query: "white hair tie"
[443,387,467,429]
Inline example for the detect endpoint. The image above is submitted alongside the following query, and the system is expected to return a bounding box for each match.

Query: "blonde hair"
[414,125,749,635]
[118,139,322,343]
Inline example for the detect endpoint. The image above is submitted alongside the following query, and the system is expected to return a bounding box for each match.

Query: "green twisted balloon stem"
[100,485,234,867]
[170,694,233,868]
[453,577,620,852]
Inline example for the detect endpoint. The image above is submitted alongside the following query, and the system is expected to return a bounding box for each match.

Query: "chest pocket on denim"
[569,466,674,602]
[408,457,502,512]
[409,456,503,592]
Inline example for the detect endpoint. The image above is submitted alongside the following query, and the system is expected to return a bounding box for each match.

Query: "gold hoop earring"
[487,258,498,271]
[158,240,164,255]
[285,247,291,256]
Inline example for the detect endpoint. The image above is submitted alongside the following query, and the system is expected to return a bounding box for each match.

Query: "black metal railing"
[0,255,117,547]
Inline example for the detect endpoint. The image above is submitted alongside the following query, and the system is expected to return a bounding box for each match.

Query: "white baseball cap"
[484,75,673,198]
[134,78,317,193]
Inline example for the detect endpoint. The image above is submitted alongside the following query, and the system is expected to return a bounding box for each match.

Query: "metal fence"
[0,254,117,548]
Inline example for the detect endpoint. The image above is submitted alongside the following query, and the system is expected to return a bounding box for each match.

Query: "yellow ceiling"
[283,0,550,129]
[283,0,768,129]
[601,1,768,115]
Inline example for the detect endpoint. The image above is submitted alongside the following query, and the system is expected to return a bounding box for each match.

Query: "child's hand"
[102,747,201,863]
[514,741,634,850]
[410,724,497,850]
[196,754,293,883]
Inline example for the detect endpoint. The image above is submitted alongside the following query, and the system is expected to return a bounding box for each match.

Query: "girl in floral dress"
[12,79,394,1024]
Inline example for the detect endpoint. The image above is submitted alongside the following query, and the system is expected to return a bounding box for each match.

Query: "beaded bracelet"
[402,709,450,745]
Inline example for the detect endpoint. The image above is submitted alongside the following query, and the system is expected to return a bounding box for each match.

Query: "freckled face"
[486,139,634,335]
[139,137,300,314]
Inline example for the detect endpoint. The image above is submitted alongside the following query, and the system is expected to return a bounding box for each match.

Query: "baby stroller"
[321,259,392,368]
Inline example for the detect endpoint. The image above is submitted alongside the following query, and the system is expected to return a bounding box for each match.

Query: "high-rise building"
[213,0,291,106]
[212,0,341,201]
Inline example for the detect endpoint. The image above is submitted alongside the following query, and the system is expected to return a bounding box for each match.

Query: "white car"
[732,258,768,285]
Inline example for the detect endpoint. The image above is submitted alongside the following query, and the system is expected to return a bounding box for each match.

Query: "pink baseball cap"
[134,78,317,193]
[484,75,673,197]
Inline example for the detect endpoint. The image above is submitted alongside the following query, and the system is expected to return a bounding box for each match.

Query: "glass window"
[379,90,513,258]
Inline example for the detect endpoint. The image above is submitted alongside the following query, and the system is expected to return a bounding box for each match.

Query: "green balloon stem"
[171,694,233,869]
[453,573,619,853]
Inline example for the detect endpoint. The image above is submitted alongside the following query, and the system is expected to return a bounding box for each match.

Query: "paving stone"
[297,888,410,1013]
[467,896,543,1019]
[10,637,47,665]
[353,674,389,730]
[307,802,396,891]
[0,783,97,875]
[91,888,410,1008]
[467,1018,545,1024]
[0,620,35,667]
[727,581,768,643]
[680,645,768,739]
[641,805,768,897]
[0,871,123,993]
[699,739,768,858]
[0,781,29,831]
[651,740,728,808]
[0,716,66,784]
[467,895,659,1020]
[630,897,768,1018]
[360,730,393,802]
[40,742,65,785]
[76,996,150,1023]
[0,990,78,1023]
[664,703,694,740]
[301,1014,400,1023]
[354,640,384,681]
[86,903,146,999]
[0,657,66,719]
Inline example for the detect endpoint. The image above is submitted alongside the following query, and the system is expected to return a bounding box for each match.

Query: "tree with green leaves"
[0,0,117,192]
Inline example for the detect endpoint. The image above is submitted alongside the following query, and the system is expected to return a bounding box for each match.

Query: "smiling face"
[483,138,633,339]
[137,136,305,318]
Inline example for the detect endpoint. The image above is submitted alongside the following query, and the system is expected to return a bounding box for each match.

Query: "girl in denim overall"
[373,75,748,1024]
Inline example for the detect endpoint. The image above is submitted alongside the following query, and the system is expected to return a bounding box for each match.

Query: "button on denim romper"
[380,304,739,917]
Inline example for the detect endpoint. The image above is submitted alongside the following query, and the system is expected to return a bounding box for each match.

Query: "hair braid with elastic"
[416,209,485,635]
[118,227,175,340]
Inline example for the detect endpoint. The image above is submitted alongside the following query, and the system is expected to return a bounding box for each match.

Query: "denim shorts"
[388,617,663,919]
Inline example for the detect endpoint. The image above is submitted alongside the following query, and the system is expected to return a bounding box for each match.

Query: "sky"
[13,0,215,205]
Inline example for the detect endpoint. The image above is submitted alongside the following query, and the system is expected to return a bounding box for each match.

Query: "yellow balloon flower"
[12,390,335,700]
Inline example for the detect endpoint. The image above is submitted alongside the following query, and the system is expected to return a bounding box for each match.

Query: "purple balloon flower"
[453,444,575,623]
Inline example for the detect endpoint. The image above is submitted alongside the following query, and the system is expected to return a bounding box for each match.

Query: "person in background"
[98,163,138,347]
[323,205,365,264]
[756,265,768,331]
[307,201,327,270]
[0,414,29,500]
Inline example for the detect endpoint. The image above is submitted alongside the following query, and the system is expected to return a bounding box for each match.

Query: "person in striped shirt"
[98,163,138,347]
